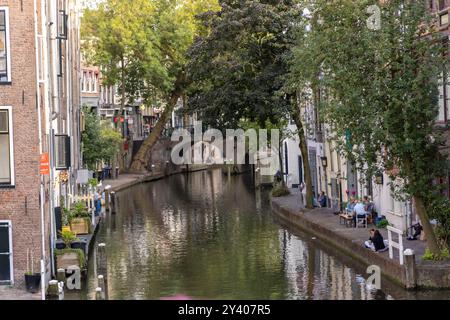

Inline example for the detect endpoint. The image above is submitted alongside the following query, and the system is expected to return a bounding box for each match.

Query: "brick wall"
[0,0,46,287]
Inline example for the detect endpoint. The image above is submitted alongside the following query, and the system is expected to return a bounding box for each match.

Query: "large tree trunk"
[115,58,127,175]
[403,157,442,256]
[130,91,181,172]
[413,194,441,256]
[291,101,314,209]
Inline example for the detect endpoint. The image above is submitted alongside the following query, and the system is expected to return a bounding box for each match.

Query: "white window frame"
[0,106,15,186]
[0,220,14,285]
[0,7,12,83]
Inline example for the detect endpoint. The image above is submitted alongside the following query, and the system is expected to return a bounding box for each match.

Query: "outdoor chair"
[355,214,368,228]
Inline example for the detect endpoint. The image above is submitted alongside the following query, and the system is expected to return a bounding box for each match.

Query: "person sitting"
[274,170,282,183]
[312,192,321,208]
[353,199,368,224]
[346,197,356,214]
[318,191,327,208]
[365,229,387,252]
[364,196,376,223]
[407,222,423,240]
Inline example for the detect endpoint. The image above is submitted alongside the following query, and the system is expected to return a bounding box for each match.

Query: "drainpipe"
[34,0,46,301]
[48,0,59,278]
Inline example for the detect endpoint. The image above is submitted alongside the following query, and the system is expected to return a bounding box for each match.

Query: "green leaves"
[289,0,450,250]
[82,0,220,107]
[81,108,122,169]
[291,0,449,197]
[186,0,299,129]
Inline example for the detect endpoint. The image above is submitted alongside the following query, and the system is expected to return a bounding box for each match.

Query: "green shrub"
[272,183,290,197]
[422,247,450,261]
[88,178,98,188]
[59,230,78,248]
[377,219,389,229]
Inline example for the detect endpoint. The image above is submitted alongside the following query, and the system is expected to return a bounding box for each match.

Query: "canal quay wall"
[103,164,216,193]
[271,191,450,290]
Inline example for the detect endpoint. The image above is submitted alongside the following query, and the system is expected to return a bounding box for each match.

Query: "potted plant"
[62,206,71,233]
[69,201,91,235]
[55,230,86,270]
[24,249,41,293]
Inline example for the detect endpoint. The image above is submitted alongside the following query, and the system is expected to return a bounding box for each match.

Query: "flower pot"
[25,273,41,293]
[70,218,90,235]
[62,225,71,233]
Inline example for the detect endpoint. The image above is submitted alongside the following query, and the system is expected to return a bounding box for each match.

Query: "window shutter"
[0,221,12,284]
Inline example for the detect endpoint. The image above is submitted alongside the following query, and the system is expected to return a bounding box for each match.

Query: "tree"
[187,0,315,208]
[290,0,450,255]
[82,0,221,172]
[82,109,122,170]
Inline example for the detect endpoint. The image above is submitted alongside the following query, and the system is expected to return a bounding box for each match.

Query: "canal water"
[66,169,449,300]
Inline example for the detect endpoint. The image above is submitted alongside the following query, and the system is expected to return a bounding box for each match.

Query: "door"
[331,178,339,211]
[298,155,303,184]
[309,149,318,197]
[0,221,13,285]
[347,161,358,198]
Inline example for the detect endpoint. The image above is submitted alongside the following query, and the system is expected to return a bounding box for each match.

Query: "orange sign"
[40,153,50,175]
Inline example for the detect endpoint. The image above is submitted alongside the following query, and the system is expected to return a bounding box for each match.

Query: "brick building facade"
[0,0,82,295]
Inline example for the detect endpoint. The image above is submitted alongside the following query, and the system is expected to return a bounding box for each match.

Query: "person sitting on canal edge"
[365,229,388,252]
[318,191,327,208]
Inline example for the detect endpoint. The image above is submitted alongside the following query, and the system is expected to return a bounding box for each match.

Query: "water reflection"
[66,169,450,300]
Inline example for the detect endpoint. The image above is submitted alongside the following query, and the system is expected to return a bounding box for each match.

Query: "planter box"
[70,218,90,235]
[56,252,81,270]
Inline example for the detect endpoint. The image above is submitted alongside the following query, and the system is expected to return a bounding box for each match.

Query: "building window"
[0,107,14,185]
[54,135,71,170]
[82,71,86,92]
[94,73,98,92]
[0,8,11,83]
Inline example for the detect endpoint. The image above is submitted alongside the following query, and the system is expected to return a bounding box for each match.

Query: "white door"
[0,221,13,285]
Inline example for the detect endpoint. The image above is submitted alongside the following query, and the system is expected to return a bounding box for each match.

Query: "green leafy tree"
[82,0,221,172]
[290,0,450,255]
[82,109,122,170]
[187,0,315,208]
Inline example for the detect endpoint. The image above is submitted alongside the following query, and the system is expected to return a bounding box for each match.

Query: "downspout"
[65,0,71,209]
[48,0,59,277]
[34,0,46,301]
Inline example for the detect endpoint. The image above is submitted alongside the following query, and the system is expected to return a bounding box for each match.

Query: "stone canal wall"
[104,164,217,193]
[271,195,450,290]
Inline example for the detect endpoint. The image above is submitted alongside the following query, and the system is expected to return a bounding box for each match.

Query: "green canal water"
[66,169,450,300]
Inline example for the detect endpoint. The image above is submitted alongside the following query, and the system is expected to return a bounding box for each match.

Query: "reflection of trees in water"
[79,169,449,300]
[280,227,387,300]
[101,169,292,299]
